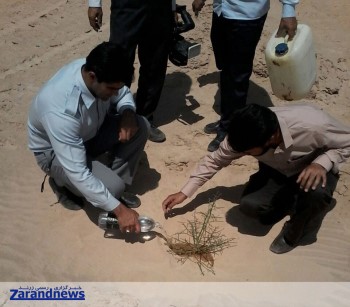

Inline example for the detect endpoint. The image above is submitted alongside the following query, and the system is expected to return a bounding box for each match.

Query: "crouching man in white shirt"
[28,42,150,234]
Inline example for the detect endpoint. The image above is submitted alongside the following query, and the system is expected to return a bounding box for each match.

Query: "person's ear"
[88,71,97,81]
[270,130,281,145]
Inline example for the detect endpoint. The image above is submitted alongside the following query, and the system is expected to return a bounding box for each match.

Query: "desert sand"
[0,0,350,302]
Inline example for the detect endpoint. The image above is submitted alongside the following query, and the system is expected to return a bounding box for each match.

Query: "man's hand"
[113,203,140,233]
[296,163,327,192]
[192,0,205,16]
[88,7,103,32]
[119,109,138,143]
[162,192,187,213]
[276,17,297,40]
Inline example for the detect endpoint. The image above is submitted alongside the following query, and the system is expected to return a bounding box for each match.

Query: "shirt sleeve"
[42,111,120,212]
[280,0,299,18]
[111,86,136,114]
[88,0,101,8]
[311,114,350,173]
[181,137,243,198]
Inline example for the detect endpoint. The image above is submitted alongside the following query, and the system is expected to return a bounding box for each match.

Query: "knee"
[240,195,263,217]
[296,187,335,218]
[106,176,125,199]
[299,186,333,207]
[240,195,286,225]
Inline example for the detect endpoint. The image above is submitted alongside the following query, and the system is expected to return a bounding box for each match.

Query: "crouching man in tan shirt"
[162,103,350,254]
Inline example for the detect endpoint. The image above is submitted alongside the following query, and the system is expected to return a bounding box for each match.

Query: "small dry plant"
[165,195,235,275]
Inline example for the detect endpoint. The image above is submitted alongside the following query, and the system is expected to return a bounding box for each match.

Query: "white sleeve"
[280,0,299,18]
[111,86,136,114]
[88,0,102,8]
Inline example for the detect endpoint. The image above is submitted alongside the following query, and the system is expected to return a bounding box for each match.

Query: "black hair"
[84,42,134,84]
[227,104,279,152]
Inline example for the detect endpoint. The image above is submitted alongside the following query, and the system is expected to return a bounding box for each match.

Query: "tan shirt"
[181,104,350,198]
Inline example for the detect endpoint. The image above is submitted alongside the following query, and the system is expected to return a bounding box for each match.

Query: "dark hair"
[227,104,279,152]
[85,42,134,84]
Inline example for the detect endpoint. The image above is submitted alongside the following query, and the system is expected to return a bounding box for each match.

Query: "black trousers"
[211,13,267,132]
[240,163,339,244]
[110,0,173,121]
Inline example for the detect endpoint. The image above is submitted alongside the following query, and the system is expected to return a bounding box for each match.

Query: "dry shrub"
[165,195,235,275]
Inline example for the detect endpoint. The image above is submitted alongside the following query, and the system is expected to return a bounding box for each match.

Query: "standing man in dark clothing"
[192,0,299,151]
[88,0,175,142]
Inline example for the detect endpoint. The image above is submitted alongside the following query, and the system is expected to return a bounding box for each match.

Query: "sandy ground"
[0,0,350,288]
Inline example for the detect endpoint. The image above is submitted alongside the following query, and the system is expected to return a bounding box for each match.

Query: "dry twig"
[165,194,235,275]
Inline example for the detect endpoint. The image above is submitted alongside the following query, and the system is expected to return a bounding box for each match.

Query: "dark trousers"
[110,0,173,121]
[240,163,339,244]
[211,13,267,132]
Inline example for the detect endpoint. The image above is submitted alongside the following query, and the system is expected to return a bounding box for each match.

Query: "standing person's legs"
[109,0,146,87]
[110,0,172,143]
[136,0,173,142]
[206,14,267,152]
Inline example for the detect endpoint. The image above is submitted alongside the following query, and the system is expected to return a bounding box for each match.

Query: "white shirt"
[214,0,299,20]
[28,59,136,211]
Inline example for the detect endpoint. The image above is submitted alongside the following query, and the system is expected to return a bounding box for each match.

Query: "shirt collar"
[76,62,96,108]
[276,115,293,150]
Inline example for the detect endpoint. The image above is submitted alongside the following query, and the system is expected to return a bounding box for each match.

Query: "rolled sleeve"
[312,155,334,173]
[181,137,241,198]
[112,86,136,114]
[181,183,199,199]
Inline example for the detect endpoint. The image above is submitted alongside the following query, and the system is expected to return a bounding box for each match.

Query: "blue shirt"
[213,0,299,20]
[28,59,136,211]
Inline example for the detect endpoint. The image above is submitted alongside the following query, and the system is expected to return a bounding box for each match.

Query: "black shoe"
[48,177,83,211]
[120,191,141,208]
[204,121,220,134]
[149,124,166,143]
[270,232,296,254]
[207,131,227,152]
[269,223,297,254]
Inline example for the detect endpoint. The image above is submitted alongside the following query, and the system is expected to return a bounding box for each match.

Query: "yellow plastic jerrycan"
[265,24,316,100]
